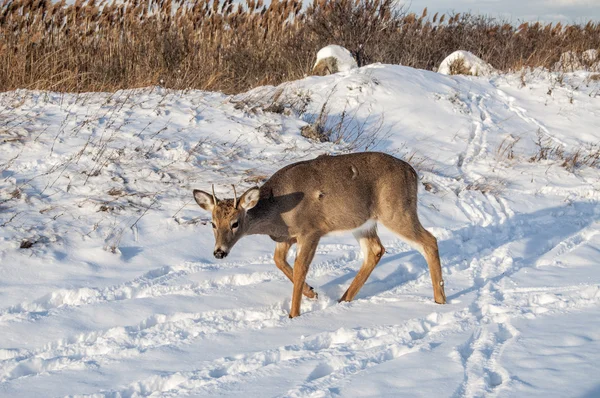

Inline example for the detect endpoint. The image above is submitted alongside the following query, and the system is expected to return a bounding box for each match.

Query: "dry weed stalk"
[496,135,521,160]
[448,58,472,76]
[529,131,600,172]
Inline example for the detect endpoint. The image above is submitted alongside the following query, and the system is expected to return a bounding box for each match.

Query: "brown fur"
[213,199,236,220]
[194,152,446,318]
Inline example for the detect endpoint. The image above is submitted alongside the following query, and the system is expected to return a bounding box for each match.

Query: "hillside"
[1,65,599,397]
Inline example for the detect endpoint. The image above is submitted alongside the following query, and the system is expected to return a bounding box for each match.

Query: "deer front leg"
[289,235,319,318]
[274,240,317,299]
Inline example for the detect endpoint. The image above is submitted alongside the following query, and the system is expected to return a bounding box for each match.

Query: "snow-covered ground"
[1,65,599,397]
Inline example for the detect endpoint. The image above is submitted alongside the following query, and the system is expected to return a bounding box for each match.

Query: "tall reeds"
[1,0,598,93]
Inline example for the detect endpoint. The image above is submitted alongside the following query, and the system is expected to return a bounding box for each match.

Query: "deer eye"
[231,221,239,229]
[211,222,216,229]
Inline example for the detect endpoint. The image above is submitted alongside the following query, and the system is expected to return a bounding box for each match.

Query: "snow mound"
[582,49,598,64]
[438,50,495,76]
[554,51,584,72]
[553,50,600,72]
[582,49,600,72]
[312,44,357,75]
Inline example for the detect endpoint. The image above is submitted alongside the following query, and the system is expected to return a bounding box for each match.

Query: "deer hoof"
[305,287,318,299]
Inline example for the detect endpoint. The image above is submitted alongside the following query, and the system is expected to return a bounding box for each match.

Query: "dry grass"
[313,57,339,76]
[1,0,599,94]
[300,102,332,143]
[465,178,507,196]
[496,135,521,161]
[448,58,472,76]
[299,93,390,151]
[529,131,600,172]
[494,131,600,173]
[231,87,312,117]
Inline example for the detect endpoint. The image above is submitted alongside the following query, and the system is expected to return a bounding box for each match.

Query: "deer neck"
[245,201,286,238]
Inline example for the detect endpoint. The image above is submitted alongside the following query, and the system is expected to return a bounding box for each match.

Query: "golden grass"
[1,0,599,93]
[448,58,472,75]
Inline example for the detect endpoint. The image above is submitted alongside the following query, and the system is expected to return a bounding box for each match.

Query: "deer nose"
[214,249,228,259]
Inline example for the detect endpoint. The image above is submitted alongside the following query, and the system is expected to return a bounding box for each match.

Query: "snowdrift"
[312,44,358,75]
[438,50,495,76]
[1,64,600,397]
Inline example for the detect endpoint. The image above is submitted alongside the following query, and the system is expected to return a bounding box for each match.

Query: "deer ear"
[238,187,260,210]
[193,189,216,211]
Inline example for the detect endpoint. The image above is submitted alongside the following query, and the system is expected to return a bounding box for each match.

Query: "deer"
[193,152,446,318]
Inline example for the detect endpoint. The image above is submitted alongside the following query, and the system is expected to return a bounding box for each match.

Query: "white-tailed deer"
[193,152,446,318]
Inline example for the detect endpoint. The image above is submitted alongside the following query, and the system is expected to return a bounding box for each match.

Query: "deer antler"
[232,184,237,208]
[211,184,217,204]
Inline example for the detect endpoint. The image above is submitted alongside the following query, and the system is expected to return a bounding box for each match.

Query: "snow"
[1,64,600,397]
[555,51,584,72]
[438,50,496,76]
[582,49,598,65]
[582,49,600,72]
[313,45,358,73]
[553,50,600,72]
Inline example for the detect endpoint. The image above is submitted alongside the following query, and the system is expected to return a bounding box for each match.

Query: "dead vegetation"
[493,131,600,173]
[1,0,599,94]
[465,178,506,196]
[523,131,600,172]
[300,96,390,151]
[496,135,521,161]
[20,239,35,249]
[312,57,340,76]
[448,58,472,76]
[231,87,312,117]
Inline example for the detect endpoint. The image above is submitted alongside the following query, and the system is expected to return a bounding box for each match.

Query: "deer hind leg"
[289,235,320,318]
[339,229,385,302]
[381,217,446,304]
[274,240,317,299]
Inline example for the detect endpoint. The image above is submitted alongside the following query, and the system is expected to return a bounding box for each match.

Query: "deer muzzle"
[214,248,228,259]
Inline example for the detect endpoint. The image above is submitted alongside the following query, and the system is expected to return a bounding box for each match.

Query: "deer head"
[193,185,260,259]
